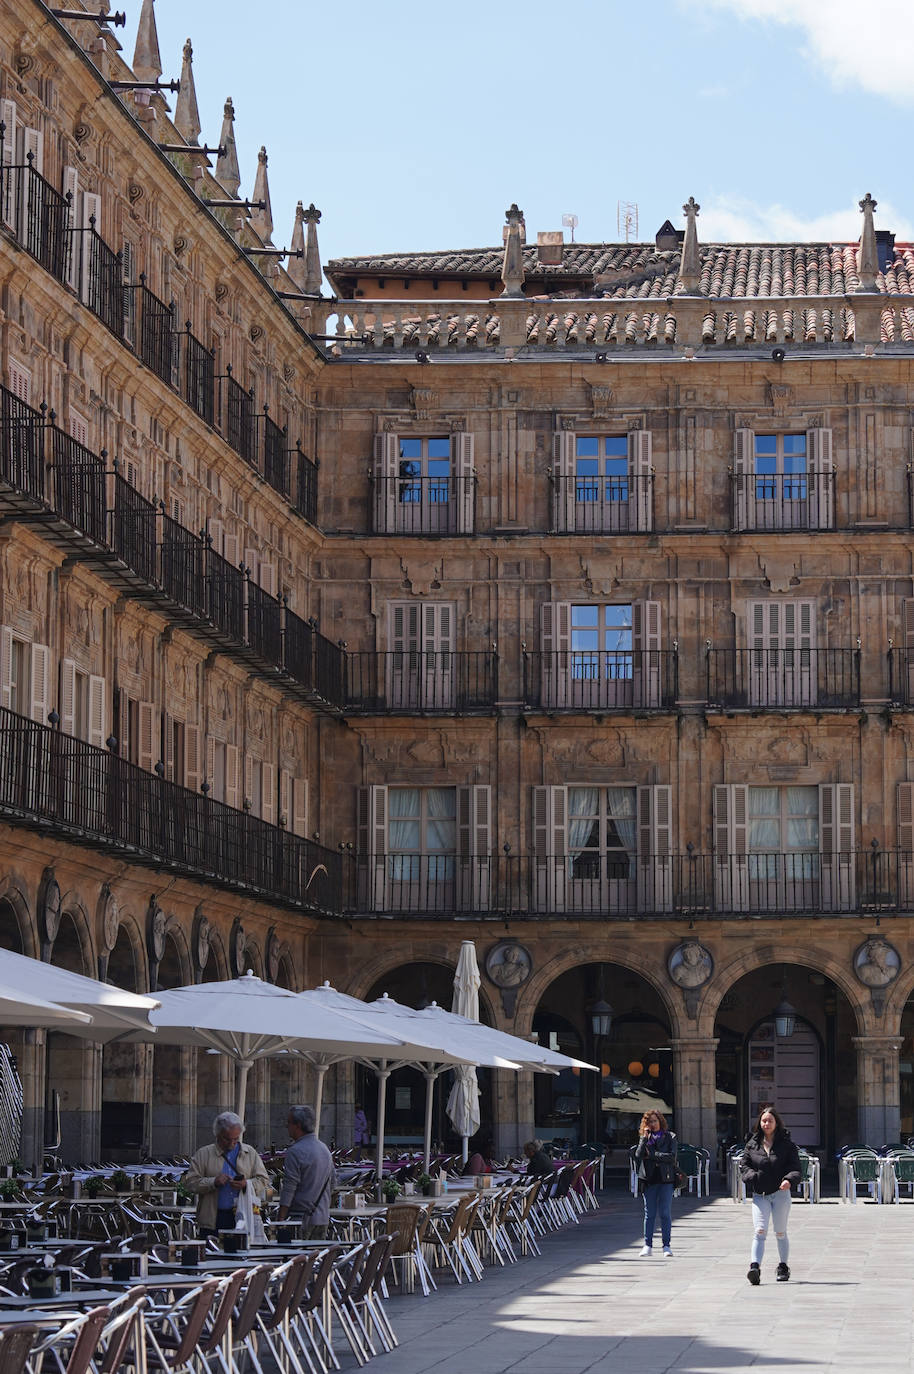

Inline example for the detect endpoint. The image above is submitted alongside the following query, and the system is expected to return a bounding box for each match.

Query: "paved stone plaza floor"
[371,1189,914,1374]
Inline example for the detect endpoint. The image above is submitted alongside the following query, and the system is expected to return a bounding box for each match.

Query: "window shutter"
[244,753,254,810]
[122,239,137,346]
[552,430,576,532]
[455,431,475,534]
[0,627,11,712]
[632,600,662,707]
[0,104,17,229]
[733,428,753,531]
[244,547,258,581]
[819,783,855,911]
[387,602,421,709]
[138,701,155,772]
[637,784,672,912]
[163,712,176,780]
[205,734,215,795]
[64,165,81,292]
[357,784,388,910]
[903,599,914,706]
[224,531,239,569]
[457,784,491,911]
[423,602,455,709]
[30,642,50,724]
[261,761,276,824]
[540,601,571,709]
[292,777,308,837]
[807,427,834,531]
[59,658,77,737]
[373,432,399,533]
[225,743,240,808]
[628,430,653,532]
[259,562,276,597]
[184,723,201,792]
[117,688,129,758]
[87,674,106,748]
[209,519,224,557]
[279,768,292,827]
[69,413,89,449]
[8,360,30,405]
[21,125,42,175]
[898,783,914,906]
[713,784,749,912]
[532,785,567,912]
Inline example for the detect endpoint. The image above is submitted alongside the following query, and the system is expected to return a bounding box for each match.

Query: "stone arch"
[51,894,94,976]
[274,948,297,990]
[0,881,36,957]
[515,943,680,1039]
[105,906,147,992]
[695,942,869,1039]
[157,918,192,989]
[879,959,914,1031]
[243,939,263,978]
[203,928,229,982]
[345,950,496,1025]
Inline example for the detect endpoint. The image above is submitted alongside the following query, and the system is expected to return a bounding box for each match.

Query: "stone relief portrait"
[853,937,900,988]
[668,940,713,989]
[486,941,532,989]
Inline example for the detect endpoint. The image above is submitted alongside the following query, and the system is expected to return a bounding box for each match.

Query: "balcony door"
[747,600,815,707]
[748,1021,820,1148]
[541,600,661,709]
[387,602,455,711]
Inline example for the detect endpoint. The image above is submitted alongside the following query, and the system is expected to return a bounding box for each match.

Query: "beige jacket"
[183,1141,271,1232]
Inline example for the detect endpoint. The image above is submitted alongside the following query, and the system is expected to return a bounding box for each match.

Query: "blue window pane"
[783,434,806,456]
[427,458,450,478]
[399,439,422,459]
[755,455,776,474]
[604,606,632,632]
[427,438,451,459]
[604,436,627,457]
[576,437,599,457]
[783,453,807,474]
[576,457,599,476]
[576,479,600,502]
[605,456,628,475]
[755,435,777,456]
[572,606,599,627]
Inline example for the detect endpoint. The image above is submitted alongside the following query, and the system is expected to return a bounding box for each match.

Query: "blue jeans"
[751,1189,791,1263]
[642,1182,674,1247]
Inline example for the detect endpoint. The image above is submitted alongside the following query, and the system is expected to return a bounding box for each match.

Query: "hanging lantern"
[590,998,613,1038]
[648,1062,660,1078]
[628,1060,644,1077]
[774,998,797,1038]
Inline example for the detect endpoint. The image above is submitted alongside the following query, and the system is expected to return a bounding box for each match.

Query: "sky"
[119,0,914,271]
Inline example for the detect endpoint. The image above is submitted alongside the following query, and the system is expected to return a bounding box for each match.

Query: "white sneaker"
[662,1246,673,1257]
[639,1245,652,1257]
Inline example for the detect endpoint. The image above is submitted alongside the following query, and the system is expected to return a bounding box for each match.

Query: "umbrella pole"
[313,1064,328,1135]
[235,1060,252,1121]
[462,1134,469,1166]
[422,1069,439,1172]
[374,1062,391,1191]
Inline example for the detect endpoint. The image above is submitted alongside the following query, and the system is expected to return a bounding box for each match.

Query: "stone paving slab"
[366,1191,914,1374]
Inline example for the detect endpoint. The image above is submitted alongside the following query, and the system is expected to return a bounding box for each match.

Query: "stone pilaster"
[670,1036,718,1152]
[852,1035,903,1145]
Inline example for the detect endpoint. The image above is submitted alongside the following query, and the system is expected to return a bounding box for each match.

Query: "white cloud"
[691,0,914,104]
[698,194,914,243]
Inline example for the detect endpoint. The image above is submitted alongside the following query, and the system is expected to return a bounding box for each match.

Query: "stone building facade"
[2,0,914,1167]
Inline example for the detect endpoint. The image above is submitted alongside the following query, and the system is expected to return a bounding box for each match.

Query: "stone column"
[19,1029,46,1174]
[670,1037,718,1152]
[492,1065,534,1157]
[852,1035,904,1145]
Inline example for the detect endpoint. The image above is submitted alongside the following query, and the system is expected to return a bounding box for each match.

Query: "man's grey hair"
[213,1111,243,1138]
[289,1104,316,1134]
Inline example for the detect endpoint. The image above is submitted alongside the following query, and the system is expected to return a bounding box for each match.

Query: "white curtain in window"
[606,787,637,854]
[748,786,779,849]
[786,787,818,849]
[389,788,419,851]
[426,787,456,852]
[568,787,600,851]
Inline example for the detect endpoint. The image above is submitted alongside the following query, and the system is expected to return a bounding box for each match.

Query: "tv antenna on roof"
[617,199,639,242]
[562,213,578,243]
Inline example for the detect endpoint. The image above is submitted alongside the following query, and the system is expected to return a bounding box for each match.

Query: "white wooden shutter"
[292,777,308,837]
[552,430,575,532]
[748,600,815,707]
[637,784,672,912]
[279,768,292,827]
[244,546,258,580]
[259,563,276,597]
[163,713,176,780]
[629,430,653,532]
[122,239,136,346]
[69,412,89,449]
[733,428,753,531]
[0,627,11,712]
[898,782,914,906]
[117,689,129,759]
[457,784,491,911]
[388,602,421,709]
[209,518,224,557]
[244,753,254,811]
[225,743,240,808]
[21,125,42,175]
[373,432,399,533]
[713,783,749,912]
[541,602,572,709]
[261,761,276,824]
[64,165,81,292]
[7,360,30,405]
[87,674,106,748]
[357,784,388,910]
[903,599,914,707]
[819,783,855,911]
[205,735,216,796]
[59,658,77,737]
[455,431,475,534]
[423,602,455,709]
[138,701,155,771]
[0,102,16,231]
[532,784,567,912]
[807,427,834,531]
[184,723,201,792]
[632,600,662,707]
[224,531,239,569]
[79,191,101,303]
[30,643,50,724]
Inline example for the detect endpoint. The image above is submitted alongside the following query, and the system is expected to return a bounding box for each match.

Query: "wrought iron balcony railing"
[372,474,475,536]
[550,472,653,534]
[0,148,70,285]
[343,848,910,919]
[730,471,835,531]
[346,651,498,713]
[706,647,861,709]
[523,649,679,712]
[0,707,342,915]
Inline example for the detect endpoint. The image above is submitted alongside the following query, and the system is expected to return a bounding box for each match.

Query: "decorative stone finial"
[250,146,273,244]
[132,0,162,85]
[173,38,201,145]
[288,201,323,294]
[679,195,701,294]
[856,191,879,292]
[501,203,526,299]
[215,97,241,197]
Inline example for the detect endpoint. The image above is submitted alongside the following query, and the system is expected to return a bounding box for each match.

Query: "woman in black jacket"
[739,1104,801,1285]
[631,1110,678,1257]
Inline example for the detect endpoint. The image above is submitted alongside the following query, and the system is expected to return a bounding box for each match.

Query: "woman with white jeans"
[739,1104,801,1285]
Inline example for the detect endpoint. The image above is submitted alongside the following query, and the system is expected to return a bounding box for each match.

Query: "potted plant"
[0,1178,22,1200]
[381,1179,401,1203]
[416,1172,432,1197]
[109,1170,130,1193]
[83,1175,104,1199]
[176,1181,193,1205]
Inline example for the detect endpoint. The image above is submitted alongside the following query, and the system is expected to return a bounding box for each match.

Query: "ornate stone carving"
[759,553,799,594]
[147,901,166,963]
[173,234,187,258]
[39,869,61,945]
[215,282,229,303]
[410,387,436,420]
[485,940,532,1017]
[283,363,295,384]
[194,911,211,974]
[267,927,281,982]
[249,324,264,344]
[588,384,614,418]
[127,181,144,205]
[99,886,119,952]
[668,940,713,989]
[400,556,442,597]
[230,919,246,977]
[767,382,792,414]
[853,937,900,988]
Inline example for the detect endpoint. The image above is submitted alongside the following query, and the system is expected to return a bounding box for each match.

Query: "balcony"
[0,152,70,285]
[0,707,342,915]
[706,648,861,710]
[523,650,679,712]
[550,472,653,534]
[343,849,911,919]
[730,471,834,532]
[346,651,498,714]
[372,473,475,536]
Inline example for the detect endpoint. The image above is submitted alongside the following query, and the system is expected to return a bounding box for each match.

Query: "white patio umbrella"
[0,948,159,1039]
[0,981,93,1029]
[415,1005,597,1074]
[143,973,409,1118]
[447,941,481,1165]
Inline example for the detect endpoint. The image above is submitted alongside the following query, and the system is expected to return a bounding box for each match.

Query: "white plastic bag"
[236,1181,266,1242]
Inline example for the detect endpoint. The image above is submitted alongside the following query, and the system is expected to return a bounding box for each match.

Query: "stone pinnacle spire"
[679,195,701,294]
[250,146,273,244]
[173,39,201,145]
[215,97,240,197]
[288,202,323,294]
[857,192,879,292]
[132,0,162,84]
[501,203,526,299]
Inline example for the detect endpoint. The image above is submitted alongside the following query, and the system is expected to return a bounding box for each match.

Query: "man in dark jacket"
[739,1104,801,1284]
[522,1139,553,1177]
[277,1104,335,1239]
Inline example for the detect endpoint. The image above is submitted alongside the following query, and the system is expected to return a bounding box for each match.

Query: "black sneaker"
[747,1263,761,1286]
[776,1262,790,1282]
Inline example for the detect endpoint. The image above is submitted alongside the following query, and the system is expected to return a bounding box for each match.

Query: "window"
[0,629,49,722]
[373,430,474,534]
[60,660,105,745]
[747,785,819,896]
[570,604,633,682]
[398,437,450,506]
[358,783,490,912]
[244,755,275,822]
[540,601,663,709]
[552,428,652,532]
[733,427,833,531]
[569,786,637,881]
[388,787,456,883]
[386,602,455,710]
[204,737,239,807]
[754,433,807,502]
[746,600,815,707]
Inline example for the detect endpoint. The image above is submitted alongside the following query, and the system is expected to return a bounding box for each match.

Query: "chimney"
[536,231,564,266]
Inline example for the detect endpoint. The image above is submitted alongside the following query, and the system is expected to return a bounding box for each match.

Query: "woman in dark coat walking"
[739,1103,801,1285]
[631,1109,678,1257]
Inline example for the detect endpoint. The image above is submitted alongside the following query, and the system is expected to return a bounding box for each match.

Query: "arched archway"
[100,917,148,1161]
[47,906,98,1162]
[150,931,194,1155]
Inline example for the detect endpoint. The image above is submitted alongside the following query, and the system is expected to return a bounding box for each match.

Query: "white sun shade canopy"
[416,1004,598,1073]
[0,979,93,1029]
[0,948,158,1039]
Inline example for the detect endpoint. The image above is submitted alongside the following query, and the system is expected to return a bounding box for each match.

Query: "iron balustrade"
[550,471,653,533]
[294,447,319,526]
[0,706,343,914]
[159,510,207,619]
[0,386,46,501]
[706,647,861,709]
[183,325,215,426]
[373,473,475,536]
[107,469,158,585]
[262,413,288,498]
[888,647,914,705]
[246,577,283,667]
[346,650,498,713]
[730,470,834,531]
[0,149,70,285]
[50,428,107,546]
[342,849,912,919]
[131,277,177,386]
[282,607,346,705]
[523,649,678,712]
[69,221,123,338]
[222,368,256,465]
[202,541,246,643]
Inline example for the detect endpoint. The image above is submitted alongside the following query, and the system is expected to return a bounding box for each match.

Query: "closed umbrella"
[447,941,481,1166]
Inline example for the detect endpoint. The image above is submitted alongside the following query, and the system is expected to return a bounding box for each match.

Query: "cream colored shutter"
[21,125,42,176]
[373,432,399,533]
[60,658,77,737]
[629,430,653,532]
[454,431,475,534]
[423,602,455,709]
[637,784,672,912]
[357,784,388,910]
[713,783,749,912]
[205,735,216,796]
[164,713,176,780]
[457,784,491,911]
[807,427,833,531]
[0,627,11,712]
[819,783,855,911]
[138,701,155,771]
[244,753,254,811]
[388,602,420,709]
[117,689,129,759]
[552,430,576,532]
[279,768,292,827]
[904,599,914,706]
[261,762,276,824]
[87,675,106,748]
[898,782,914,907]
[64,165,81,292]
[122,239,136,346]
[532,784,567,912]
[30,643,50,724]
[184,723,201,792]
[1,102,16,230]
[733,428,753,531]
[225,744,240,808]
[632,600,662,708]
[292,778,308,837]
[541,602,571,709]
